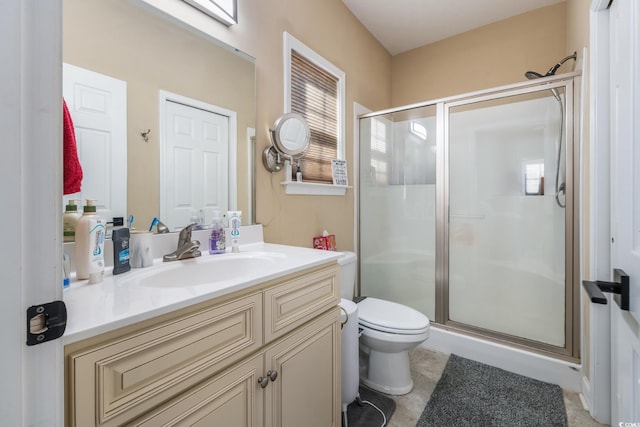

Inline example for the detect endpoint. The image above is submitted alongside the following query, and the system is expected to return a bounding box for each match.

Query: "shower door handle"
[582,268,630,311]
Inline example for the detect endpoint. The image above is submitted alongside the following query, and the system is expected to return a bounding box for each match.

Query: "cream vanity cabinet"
[65,263,341,427]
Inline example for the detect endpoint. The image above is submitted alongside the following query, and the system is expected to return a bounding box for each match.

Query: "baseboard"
[422,326,582,392]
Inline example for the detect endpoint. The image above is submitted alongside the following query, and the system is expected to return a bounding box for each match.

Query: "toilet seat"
[357,297,430,335]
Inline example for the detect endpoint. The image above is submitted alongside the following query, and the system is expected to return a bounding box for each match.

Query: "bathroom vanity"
[63,239,342,427]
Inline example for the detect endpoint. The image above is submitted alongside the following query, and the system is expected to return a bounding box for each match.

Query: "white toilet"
[338,251,430,395]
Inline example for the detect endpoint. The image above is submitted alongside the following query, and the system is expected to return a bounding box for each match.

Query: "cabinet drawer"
[129,353,264,427]
[67,292,262,427]
[264,264,339,343]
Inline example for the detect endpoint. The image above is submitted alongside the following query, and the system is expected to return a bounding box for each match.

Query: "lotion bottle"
[63,199,82,242]
[75,199,106,283]
[227,211,242,253]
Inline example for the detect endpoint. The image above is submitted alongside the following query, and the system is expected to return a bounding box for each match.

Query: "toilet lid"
[357,297,430,334]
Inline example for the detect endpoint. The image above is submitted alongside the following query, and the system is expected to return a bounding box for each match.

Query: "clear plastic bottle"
[209,211,226,254]
[191,209,205,230]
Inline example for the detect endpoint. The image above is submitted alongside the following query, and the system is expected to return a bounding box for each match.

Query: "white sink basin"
[63,241,344,344]
[131,252,287,288]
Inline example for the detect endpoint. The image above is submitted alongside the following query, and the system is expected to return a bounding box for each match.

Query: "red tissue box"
[313,234,336,251]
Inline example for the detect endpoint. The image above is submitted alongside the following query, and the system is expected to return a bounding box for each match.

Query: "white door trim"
[158,90,237,226]
[585,1,612,423]
[0,0,64,425]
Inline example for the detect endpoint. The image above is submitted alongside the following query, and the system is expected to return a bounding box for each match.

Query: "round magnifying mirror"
[270,113,310,157]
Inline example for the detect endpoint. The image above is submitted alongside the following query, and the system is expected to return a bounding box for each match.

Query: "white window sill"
[281,181,351,196]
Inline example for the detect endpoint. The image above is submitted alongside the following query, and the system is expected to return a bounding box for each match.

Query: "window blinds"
[290,50,338,183]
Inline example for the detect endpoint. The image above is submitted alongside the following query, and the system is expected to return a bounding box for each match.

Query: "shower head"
[525,52,576,102]
[525,52,577,79]
[525,70,545,80]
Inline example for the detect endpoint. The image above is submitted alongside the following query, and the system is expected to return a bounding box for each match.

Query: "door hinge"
[26,300,67,346]
[582,268,630,311]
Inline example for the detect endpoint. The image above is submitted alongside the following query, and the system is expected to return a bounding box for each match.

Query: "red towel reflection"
[63,99,83,195]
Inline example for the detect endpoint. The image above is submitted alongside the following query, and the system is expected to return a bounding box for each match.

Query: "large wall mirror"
[63,0,256,230]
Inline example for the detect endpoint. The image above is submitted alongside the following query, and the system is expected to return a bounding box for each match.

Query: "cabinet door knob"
[267,370,278,382]
[258,377,270,388]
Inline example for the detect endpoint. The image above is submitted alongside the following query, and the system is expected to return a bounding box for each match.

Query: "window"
[284,32,345,184]
[524,160,545,195]
[182,0,237,26]
[370,117,389,184]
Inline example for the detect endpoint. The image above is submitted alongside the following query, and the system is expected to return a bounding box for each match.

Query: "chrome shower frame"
[357,71,582,361]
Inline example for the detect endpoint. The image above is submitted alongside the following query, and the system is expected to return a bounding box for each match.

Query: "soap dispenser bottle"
[75,199,106,283]
[63,199,82,242]
[209,210,226,255]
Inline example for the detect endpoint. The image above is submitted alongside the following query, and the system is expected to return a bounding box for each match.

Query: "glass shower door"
[446,89,570,347]
[359,105,437,320]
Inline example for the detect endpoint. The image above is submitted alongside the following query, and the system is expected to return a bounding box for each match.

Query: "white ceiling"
[342,0,565,55]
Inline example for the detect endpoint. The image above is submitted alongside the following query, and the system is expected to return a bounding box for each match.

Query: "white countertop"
[63,242,342,344]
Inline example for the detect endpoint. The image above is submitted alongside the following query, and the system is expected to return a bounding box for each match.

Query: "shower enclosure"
[358,74,579,359]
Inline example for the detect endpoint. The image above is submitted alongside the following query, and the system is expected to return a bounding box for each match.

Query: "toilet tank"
[337,251,357,299]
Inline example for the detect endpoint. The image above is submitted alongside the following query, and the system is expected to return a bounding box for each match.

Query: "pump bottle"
[63,199,82,242]
[75,199,106,283]
[209,210,226,254]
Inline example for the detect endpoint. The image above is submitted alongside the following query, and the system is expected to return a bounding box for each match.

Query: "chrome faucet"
[163,223,201,262]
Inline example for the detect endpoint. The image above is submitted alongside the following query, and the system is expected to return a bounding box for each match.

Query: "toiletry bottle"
[63,199,82,242]
[296,165,303,182]
[112,228,131,275]
[209,211,226,254]
[75,199,106,283]
[190,210,205,230]
[227,211,242,253]
[63,251,70,288]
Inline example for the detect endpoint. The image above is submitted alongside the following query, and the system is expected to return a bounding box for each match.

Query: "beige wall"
[391,3,569,106]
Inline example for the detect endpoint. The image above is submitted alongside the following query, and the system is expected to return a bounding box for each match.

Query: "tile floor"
[385,346,607,427]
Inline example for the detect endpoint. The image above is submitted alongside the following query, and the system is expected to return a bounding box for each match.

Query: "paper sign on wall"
[331,159,347,186]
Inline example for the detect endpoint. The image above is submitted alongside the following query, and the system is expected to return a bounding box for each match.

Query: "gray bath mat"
[343,385,395,427]
[417,354,567,427]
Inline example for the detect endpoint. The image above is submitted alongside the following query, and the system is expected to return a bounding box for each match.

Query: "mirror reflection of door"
[160,93,235,231]
[62,63,127,222]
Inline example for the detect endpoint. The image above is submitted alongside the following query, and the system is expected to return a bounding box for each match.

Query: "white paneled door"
[609,0,640,423]
[62,63,127,222]
[160,94,233,231]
